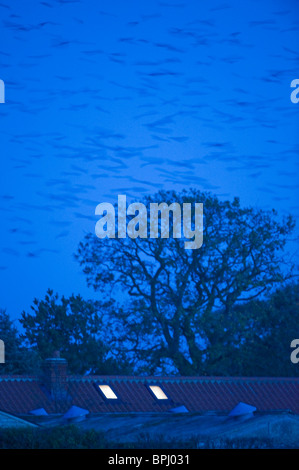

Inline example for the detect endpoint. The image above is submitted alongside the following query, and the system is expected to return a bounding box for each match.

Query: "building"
[0,352,299,446]
[0,351,298,416]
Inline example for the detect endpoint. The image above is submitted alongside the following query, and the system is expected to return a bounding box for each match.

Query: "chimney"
[43,351,68,401]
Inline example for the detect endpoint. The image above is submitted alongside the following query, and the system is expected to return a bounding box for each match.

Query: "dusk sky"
[0,0,298,321]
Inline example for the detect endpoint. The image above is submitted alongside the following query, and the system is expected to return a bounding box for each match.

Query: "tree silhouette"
[20,290,132,375]
[76,189,296,375]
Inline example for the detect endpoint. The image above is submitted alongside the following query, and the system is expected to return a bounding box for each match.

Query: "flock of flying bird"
[0,0,298,309]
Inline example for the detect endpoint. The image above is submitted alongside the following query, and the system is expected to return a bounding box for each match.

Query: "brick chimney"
[43,351,68,401]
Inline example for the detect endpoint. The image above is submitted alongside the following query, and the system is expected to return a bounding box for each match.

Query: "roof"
[0,375,298,415]
[0,409,38,428]
[33,412,299,447]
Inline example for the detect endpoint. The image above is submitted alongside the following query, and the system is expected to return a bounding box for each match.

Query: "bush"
[0,426,295,449]
[0,425,106,449]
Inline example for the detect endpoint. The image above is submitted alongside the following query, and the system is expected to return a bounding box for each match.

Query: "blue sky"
[0,0,298,320]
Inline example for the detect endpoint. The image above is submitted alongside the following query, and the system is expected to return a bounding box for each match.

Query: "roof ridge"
[65,375,299,383]
[1,374,298,384]
[0,376,35,382]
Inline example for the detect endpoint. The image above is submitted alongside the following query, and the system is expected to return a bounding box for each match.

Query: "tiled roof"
[0,375,298,415]
[0,376,56,414]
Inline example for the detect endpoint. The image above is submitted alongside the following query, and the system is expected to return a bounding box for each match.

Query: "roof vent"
[229,402,256,420]
[29,408,48,416]
[63,405,89,423]
[169,405,189,413]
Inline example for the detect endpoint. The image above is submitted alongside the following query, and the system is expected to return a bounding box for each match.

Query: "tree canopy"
[20,289,131,375]
[76,189,296,375]
[0,309,39,375]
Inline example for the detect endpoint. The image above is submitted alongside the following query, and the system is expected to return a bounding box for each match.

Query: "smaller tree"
[20,289,131,375]
[202,281,299,376]
[0,309,39,375]
[242,281,299,377]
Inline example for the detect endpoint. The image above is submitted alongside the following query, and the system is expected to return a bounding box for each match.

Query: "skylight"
[149,385,168,400]
[98,385,118,399]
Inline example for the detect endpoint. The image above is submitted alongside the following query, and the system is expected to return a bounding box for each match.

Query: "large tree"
[76,189,296,375]
[20,290,131,375]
